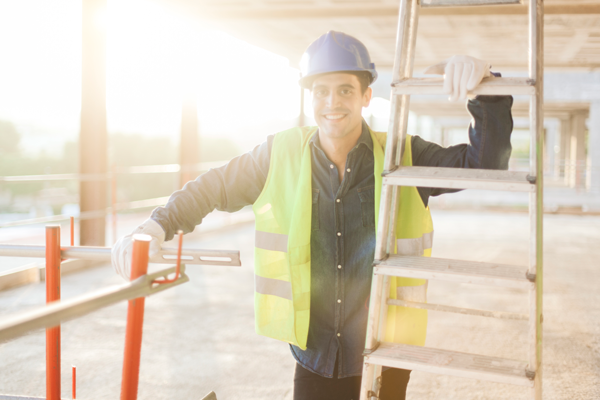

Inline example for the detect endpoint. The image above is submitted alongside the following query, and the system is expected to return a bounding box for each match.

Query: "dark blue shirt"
[151,95,514,379]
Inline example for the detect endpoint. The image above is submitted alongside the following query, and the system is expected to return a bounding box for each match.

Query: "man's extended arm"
[411,95,514,206]
[150,136,274,241]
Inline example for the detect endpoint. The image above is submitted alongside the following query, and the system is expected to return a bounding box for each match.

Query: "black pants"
[293,359,411,400]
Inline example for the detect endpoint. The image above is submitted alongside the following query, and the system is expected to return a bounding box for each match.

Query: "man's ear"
[363,87,373,108]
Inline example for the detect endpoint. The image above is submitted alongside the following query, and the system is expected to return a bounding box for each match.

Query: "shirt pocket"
[357,185,375,228]
[312,188,320,231]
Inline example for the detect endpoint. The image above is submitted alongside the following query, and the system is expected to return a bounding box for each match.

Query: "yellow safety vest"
[252,126,433,350]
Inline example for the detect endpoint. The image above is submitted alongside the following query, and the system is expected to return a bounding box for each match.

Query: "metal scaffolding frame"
[0,224,240,400]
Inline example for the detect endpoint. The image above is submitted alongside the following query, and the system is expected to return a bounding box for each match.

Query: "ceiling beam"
[191,4,600,20]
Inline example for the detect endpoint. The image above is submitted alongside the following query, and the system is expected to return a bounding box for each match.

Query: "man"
[113,31,513,399]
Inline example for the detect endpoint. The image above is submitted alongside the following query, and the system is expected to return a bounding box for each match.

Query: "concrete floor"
[0,210,599,399]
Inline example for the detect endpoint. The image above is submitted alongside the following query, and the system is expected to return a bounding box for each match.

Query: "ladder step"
[387,299,529,321]
[382,167,535,192]
[392,77,535,96]
[374,255,531,288]
[365,342,534,387]
[421,0,521,7]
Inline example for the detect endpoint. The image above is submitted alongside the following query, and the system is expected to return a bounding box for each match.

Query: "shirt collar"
[310,119,374,152]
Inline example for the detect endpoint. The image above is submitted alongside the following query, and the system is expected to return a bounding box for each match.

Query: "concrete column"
[79,0,107,246]
[569,114,587,189]
[555,118,567,179]
[440,126,447,147]
[559,117,571,184]
[179,99,199,188]
[544,120,559,180]
[589,102,600,193]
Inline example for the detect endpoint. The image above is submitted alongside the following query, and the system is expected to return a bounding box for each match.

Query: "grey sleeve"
[150,135,274,241]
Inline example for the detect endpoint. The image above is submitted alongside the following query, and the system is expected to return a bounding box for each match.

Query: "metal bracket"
[372,256,389,269]
[363,343,380,356]
[366,377,383,400]
[525,369,536,380]
[526,174,537,184]
[526,272,536,282]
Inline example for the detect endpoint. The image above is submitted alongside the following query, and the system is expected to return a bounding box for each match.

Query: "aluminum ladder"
[359,0,544,399]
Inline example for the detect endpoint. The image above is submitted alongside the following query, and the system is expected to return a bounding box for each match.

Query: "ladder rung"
[365,342,534,387]
[374,255,531,288]
[421,0,521,7]
[382,167,535,192]
[387,299,529,321]
[392,77,535,96]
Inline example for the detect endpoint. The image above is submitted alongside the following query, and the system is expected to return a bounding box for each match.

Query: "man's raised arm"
[111,136,273,279]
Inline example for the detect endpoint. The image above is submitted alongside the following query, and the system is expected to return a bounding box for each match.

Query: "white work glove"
[424,55,491,102]
[111,219,165,280]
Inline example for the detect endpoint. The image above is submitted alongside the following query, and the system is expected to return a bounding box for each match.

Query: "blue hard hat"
[299,31,378,89]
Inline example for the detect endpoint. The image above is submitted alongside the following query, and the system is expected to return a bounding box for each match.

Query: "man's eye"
[340,89,352,95]
[316,90,328,97]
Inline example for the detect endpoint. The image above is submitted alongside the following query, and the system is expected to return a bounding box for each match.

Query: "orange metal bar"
[120,235,151,400]
[153,230,183,284]
[46,225,61,400]
[72,365,77,399]
[70,216,75,246]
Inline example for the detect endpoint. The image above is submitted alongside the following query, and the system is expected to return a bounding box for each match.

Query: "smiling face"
[311,73,372,142]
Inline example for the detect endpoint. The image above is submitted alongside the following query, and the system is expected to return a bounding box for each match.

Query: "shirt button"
[337,299,341,303]
[337,232,341,236]
[337,333,341,337]
[337,265,342,269]
[330,164,334,169]
[346,168,351,172]
[336,199,340,203]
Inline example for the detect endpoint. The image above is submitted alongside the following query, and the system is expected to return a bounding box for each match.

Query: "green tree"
[0,120,20,154]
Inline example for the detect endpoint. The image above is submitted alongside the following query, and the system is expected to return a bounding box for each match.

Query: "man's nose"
[325,91,340,108]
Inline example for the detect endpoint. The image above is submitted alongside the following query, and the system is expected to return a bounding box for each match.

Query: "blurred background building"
[1,0,599,247]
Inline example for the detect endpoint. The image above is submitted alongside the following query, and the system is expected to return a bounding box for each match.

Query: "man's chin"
[318,128,348,139]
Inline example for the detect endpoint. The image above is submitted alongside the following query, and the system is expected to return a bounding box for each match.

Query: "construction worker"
[112,31,513,400]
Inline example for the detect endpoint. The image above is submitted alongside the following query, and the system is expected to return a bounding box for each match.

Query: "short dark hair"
[307,71,372,94]
[350,71,372,94]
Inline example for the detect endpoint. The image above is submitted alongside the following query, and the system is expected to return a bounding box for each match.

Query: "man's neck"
[318,124,363,182]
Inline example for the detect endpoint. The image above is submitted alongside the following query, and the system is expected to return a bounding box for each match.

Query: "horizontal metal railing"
[0,161,228,183]
[0,160,230,229]
[0,244,241,267]
[0,264,188,344]
[0,197,170,229]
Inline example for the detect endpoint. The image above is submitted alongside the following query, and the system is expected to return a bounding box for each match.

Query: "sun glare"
[0,0,301,153]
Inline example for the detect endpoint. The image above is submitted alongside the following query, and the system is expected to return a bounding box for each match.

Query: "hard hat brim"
[299,69,378,90]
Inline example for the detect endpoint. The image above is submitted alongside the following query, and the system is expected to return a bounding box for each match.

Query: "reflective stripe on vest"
[255,274,293,300]
[397,231,434,256]
[255,231,288,253]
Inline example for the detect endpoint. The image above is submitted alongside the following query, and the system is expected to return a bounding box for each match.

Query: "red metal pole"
[120,234,151,400]
[70,216,75,246]
[46,225,61,400]
[72,365,76,399]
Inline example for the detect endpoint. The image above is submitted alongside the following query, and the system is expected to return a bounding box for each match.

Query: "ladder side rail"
[361,271,385,400]
[361,0,420,399]
[385,0,420,257]
[362,0,415,398]
[528,0,544,399]
[372,274,391,398]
